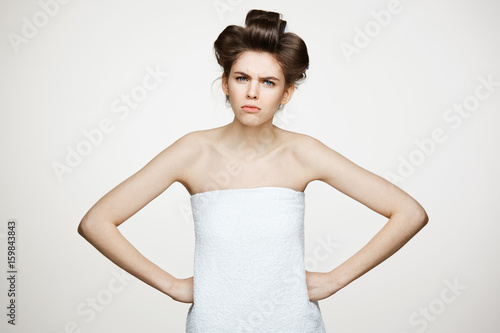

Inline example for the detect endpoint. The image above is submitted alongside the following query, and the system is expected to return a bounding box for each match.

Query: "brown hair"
[214,9,309,103]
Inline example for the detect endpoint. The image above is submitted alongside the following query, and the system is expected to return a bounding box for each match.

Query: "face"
[222,51,294,127]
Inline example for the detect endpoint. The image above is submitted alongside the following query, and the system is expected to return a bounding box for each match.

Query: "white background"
[1,0,499,332]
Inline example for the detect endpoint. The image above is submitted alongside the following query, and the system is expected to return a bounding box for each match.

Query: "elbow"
[422,209,429,226]
[411,204,429,230]
[393,201,428,231]
[77,216,91,238]
[78,211,117,239]
[78,212,101,239]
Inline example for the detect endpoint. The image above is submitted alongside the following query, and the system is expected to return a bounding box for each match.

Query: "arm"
[300,135,428,299]
[77,132,199,302]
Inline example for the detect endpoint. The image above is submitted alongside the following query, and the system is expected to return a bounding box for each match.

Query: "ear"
[222,73,229,96]
[280,84,295,106]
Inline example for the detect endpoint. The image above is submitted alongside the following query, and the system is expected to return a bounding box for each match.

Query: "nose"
[246,81,259,99]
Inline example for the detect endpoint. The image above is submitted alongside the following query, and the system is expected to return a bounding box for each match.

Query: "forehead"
[231,51,284,78]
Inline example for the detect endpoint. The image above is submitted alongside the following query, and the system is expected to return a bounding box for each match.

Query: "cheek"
[263,89,284,103]
[227,81,243,96]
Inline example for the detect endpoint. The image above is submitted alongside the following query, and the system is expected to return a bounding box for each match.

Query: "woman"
[78,9,428,332]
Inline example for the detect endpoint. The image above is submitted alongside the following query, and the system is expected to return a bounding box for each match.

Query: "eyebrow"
[233,71,280,81]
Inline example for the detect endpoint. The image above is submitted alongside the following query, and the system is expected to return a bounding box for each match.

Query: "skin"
[78,50,428,305]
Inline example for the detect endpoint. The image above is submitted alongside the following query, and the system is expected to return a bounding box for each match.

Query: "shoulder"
[168,127,218,151]
[279,129,344,181]
[153,130,203,168]
[279,129,331,159]
[163,127,224,165]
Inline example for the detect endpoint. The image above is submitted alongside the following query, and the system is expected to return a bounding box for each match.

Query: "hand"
[305,270,341,302]
[168,276,194,304]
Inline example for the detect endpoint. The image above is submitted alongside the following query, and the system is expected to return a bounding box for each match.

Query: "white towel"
[185,187,326,333]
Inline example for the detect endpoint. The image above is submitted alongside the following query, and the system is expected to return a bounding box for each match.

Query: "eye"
[263,80,275,86]
[236,76,247,82]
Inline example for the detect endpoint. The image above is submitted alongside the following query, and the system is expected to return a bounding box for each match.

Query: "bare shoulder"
[281,130,332,160]
[166,127,223,180]
[290,131,325,150]
[163,129,211,165]
[168,127,221,151]
[276,128,323,147]
[280,130,344,182]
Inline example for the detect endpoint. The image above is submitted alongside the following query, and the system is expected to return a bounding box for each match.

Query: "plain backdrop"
[1,0,499,332]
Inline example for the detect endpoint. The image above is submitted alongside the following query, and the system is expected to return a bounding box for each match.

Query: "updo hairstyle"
[213,9,309,103]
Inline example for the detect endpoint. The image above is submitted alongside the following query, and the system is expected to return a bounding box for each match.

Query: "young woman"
[78,9,428,332]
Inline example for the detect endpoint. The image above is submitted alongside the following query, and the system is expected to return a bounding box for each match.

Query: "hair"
[214,9,309,103]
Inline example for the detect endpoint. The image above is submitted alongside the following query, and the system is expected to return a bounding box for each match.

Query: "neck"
[220,117,279,157]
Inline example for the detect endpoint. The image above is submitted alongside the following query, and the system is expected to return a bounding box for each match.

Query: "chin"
[238,117,273,127]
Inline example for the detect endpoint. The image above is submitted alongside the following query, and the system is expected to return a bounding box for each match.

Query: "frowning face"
[222,50,294,127]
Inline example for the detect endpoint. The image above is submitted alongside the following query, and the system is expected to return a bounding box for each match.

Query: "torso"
[178,125,315,196]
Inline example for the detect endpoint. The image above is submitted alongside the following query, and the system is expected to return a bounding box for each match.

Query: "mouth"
[241,105,261,113]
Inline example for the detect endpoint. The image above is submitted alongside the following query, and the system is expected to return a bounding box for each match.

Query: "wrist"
[327,268,348,294]
[161,274,178,296]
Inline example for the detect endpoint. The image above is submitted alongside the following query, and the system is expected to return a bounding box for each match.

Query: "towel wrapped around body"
[185,186,326,333]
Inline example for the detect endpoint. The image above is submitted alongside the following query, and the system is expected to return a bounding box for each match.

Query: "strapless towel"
[185,186,327,333]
